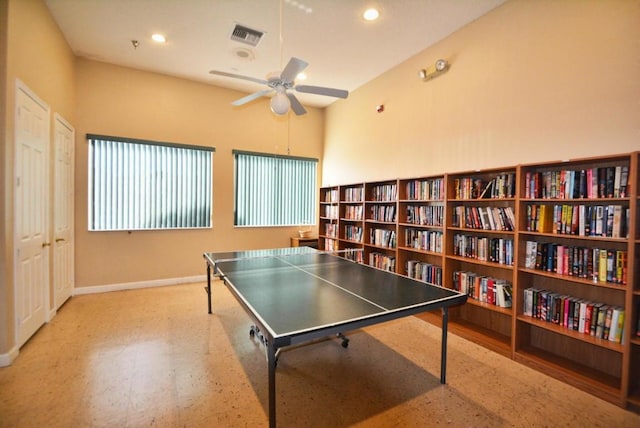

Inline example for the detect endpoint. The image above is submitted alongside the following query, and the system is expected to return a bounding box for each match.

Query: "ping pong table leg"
[440,307,449,384]
[206,263,212,314]
[267,344,277,428]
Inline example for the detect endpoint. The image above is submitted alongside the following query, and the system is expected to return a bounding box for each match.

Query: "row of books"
[524,241,627,285]
[323,205,338,219]
[324,223,338,239]
[404,178,445,201]
[324,189,339,203]
[405,205,444,227]
[452,235,514,265]
[343,248,364,263]
[323,238,338,252]
[406,261,442,286]
[344,225,363,242]
[452,271,513,308]
[453,172,516,200]
[369,252,395,272]
[451,205,516,231]
[370,205,396,222]
[343,187,364,202]
[522,288,625,343]
[343,205,363,220]
[404,229,443,253]
[524,166,629,200]
[370,228,396,248]
[370,183,397,202]
[525,203,628,238]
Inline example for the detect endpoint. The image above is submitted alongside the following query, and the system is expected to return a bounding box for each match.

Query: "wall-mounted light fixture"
[419,59,450,81]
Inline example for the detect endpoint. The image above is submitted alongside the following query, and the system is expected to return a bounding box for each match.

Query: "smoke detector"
[233,47,255,61]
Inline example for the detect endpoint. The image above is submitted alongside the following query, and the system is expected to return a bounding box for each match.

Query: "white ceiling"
[44,0,506,109]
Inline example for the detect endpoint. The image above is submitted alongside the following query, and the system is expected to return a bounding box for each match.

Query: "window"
[88,134,214,231]
[234,151,317,226]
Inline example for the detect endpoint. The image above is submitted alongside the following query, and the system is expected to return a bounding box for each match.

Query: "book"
[608,307,622,343]
[523,288,534,316]
[613,308,625,343]
[525,241,537,269]
[598,249,608,283]
[578,301,587,333]
[603,306,613,340]
[619,166,629,197]
[595,305,608,338]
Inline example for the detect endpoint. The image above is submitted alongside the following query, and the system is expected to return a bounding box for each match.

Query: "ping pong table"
[203,247,467,427]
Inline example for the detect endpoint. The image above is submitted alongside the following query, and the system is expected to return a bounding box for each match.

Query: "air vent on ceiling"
[230,24,264,47]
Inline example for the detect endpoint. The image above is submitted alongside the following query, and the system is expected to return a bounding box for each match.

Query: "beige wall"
[323,0,640,185]
[1,0,75,355]
[74,59,324,288]
[0,0,9,356]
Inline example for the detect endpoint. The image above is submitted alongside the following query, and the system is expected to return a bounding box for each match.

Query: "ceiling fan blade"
[209,70,268,86]
[280,57,308,83]
[232,89,273,106]
[295,85,349,99]
[287,93,307,116]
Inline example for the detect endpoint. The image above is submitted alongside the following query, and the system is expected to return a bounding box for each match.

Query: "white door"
[14,80,50,347]
[53,114,74,310]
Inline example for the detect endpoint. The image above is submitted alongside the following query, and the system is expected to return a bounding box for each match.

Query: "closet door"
[53,114,74,310]
[14,80,51,347]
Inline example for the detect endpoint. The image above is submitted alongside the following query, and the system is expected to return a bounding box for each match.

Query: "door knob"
[42,242,51,248]
[55,238,65,243]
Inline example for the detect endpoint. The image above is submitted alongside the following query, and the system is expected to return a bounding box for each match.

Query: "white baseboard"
[0,346,19,367]
[73,275,206,295]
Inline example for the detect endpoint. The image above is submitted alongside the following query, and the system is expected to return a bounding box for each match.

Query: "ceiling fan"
[209,57,349,116]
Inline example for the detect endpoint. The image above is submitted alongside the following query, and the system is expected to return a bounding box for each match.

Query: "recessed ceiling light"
[363,8,379,21]
[151,33,166,43]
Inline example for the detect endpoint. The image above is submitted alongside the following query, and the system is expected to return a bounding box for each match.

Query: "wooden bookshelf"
[319,186,339,252]
[398,175,445,286]
[445,167,517,356]
[319,151,639,410]
[338,182,365,263]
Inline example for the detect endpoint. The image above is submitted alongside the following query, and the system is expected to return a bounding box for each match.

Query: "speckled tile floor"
[1,281,638,427]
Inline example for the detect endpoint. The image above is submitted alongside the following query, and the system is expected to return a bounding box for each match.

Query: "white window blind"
[234,151,317,226]
[88,134,214,231]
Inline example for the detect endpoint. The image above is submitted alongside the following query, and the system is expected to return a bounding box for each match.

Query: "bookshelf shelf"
[397,246,441,257]
[518,268,628,291]
[448,227,515,235]
[466,298,513,315]
[515,346,623,406]
[319,152,639,409]
[446,255,514,270]
[516,315,624,352]
[519,230,628,243]
[398,222,443,229]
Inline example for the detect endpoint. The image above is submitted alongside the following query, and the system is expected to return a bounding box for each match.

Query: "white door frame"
[53,113,75,310]
[14,79,51,347]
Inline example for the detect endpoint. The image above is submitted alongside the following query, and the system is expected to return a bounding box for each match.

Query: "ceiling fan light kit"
[419,59,450,81]
[270,87,291,115]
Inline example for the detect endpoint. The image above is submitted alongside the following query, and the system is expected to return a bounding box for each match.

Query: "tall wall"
[74,59,324,288]
[323,0,640,185]
[0,0,9,359]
